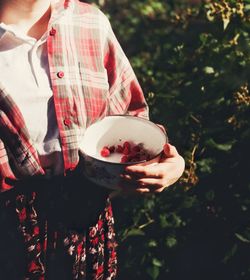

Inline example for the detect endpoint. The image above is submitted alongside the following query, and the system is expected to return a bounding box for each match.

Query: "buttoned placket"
[46,1,83,172]
[47,30,70,130]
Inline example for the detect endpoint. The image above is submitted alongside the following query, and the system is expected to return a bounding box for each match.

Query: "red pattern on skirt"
[13,192,117,280]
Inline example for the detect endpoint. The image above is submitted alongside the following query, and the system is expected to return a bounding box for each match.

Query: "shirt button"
[57,71,64,78]
[64,2,69,8]
[64,118,71,127]
[49,28,57,36]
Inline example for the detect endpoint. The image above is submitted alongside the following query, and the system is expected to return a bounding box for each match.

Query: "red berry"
[100,147,110,157]
[99,141,152,162]
[128,150,137,158]
[123,141,131,149]
[132,145,141,153]
[120,155,129,163]
[116,145,123,153]
[123,147,130,155]
[109,146,115,153]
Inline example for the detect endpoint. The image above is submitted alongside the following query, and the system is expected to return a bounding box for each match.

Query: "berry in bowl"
[79,115,167,190]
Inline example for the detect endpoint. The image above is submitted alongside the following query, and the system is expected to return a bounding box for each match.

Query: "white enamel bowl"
[79,115,167,190]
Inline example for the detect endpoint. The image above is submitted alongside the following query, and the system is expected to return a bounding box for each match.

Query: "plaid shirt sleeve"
[102,14,149,118]
[0,87,44,191]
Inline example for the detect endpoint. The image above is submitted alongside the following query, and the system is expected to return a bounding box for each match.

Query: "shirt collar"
[49,0,74,25]
[0,22,38,43]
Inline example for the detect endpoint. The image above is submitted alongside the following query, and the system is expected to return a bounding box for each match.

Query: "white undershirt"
[0,23,64,174]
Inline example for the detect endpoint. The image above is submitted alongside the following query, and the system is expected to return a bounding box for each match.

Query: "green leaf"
[245,4,250,11]
[147,265,160,280]
[235,233,250,244]
[199,33,209,44]
[205,190,215,201]
[148,240,158,248]
[159,214,169,228]
[126,228,145,237]
[165,236,177,248]
[197,158,215,174]
[206,139,235,152]
[203,66,215,74]
[182,196,197,209]
[223,244,238,264]
[152,258,163,267]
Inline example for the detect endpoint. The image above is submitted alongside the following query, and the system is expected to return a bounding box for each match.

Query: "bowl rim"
[80,115,168,166]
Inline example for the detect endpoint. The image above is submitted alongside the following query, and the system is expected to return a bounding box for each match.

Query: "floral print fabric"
[0,187,117,280]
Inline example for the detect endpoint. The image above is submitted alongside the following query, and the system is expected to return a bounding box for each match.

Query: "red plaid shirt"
[0,0,148,191]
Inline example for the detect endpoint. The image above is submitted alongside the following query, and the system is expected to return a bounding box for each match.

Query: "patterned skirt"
[0,176,117,280]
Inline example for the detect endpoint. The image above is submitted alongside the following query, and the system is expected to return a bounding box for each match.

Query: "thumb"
[163,143,179,158]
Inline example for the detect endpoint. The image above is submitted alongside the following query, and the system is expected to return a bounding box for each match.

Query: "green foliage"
[85,0,250,279]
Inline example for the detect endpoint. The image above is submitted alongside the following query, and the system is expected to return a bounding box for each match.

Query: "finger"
[135,188,151,194]
[152,187,166,193]
[137,178,164,188]
[138,182,166,193]
[120,173,140,181]
[118,177,150,191]
[120,173,156,181]
[163,143,179,158]
[121,175,168,191]
[137,180,168,193]
[119,174,142,188]
[125,164,164,179]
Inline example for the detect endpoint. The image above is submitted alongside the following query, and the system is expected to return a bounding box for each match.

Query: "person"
[0,0,185,279]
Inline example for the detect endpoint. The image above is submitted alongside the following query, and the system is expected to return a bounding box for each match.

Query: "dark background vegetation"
[84,1,250,279]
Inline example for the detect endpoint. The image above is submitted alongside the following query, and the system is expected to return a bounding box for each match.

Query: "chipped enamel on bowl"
[79,115,168,190]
